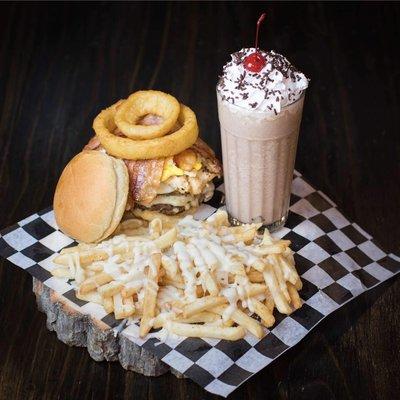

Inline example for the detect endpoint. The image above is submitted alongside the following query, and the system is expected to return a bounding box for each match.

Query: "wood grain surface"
[0,2,399,399]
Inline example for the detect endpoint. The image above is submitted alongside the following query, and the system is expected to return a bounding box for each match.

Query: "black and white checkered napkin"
[1,170,399,397]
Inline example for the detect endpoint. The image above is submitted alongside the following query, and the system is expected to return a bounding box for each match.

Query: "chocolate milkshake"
[217,48,308,231]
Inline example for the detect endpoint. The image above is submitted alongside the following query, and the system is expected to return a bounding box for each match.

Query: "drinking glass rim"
[216,88,306,113]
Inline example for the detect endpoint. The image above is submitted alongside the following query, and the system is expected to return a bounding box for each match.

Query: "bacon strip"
[124,159,165,205]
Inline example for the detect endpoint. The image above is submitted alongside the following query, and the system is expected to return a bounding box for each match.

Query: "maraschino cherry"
[243,13,267,73]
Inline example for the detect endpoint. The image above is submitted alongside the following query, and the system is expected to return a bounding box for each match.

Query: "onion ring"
[114,90,180,139]
[93,101,198,160]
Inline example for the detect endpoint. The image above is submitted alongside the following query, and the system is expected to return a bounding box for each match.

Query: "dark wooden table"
[0,2,399,399]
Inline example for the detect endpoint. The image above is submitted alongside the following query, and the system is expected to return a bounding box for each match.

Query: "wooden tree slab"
[32,277,183,378]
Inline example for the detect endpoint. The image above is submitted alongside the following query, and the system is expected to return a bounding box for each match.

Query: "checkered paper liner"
[1,171,399,397]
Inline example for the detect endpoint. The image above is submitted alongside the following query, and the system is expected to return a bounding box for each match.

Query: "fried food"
[140,253,161,336]
[52,209,303,341]
[93,100,198,160]
[114,90,180,139]
[166,322,246,341]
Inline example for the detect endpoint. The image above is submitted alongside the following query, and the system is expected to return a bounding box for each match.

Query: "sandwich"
[53,90,222,243]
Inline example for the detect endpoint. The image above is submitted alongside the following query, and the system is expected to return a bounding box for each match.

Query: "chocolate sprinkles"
[217,48,308,112]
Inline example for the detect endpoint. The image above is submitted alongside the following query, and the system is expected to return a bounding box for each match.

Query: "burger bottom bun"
[53,150,129,243]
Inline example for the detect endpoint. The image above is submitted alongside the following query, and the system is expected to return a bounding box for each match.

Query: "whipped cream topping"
[217,48,309,114]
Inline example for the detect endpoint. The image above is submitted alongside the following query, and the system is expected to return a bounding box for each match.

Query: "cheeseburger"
[54,90,222,243]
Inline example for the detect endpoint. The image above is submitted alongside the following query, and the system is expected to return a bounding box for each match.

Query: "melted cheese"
[193,160,202,170]
[161,157,203,183]
[173,241,197,301]
[103,256,124,279]
[221,285,239,321]
[161,158,184,182]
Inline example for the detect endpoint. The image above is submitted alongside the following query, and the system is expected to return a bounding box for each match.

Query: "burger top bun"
[53,150,129,243]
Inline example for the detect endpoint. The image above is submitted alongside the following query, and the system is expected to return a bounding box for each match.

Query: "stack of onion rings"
[114,90,180,140]
[93,91,199,160]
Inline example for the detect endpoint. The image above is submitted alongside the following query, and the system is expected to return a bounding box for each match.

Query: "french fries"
[51,267,73,278]
[251,298,275,327]
[206,209,229,227]
[154,227,177,250]
[247,269,264,283]
[103,296,114,313]
[114,293,135,320]
[167,321,246,341]
[214,305,264,339]
[186,243,219,296]
[52,210,303,341]
[263,264,292,314]
[79,272,113,294]
[152,311,219,329]
[98,281,123,297]
[121,281,142,298]
[173,241,198,300]
[183,295,227,318]
[140,254,161,337]
[287,282,302,309]
[161,254,180,281]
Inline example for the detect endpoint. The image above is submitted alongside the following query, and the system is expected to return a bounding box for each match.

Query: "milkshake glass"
[217,48,308,231]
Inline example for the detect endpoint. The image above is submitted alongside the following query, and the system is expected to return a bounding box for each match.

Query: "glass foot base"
[228,213,288,233]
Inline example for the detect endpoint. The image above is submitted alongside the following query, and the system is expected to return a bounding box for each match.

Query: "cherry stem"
[254,12,267,50]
